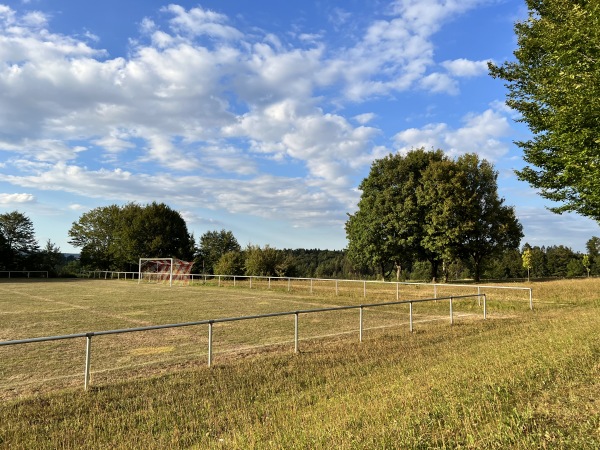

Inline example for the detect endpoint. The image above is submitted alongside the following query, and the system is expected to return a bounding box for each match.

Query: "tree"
[522,247,533,281]
[36,240,65,276]
[346,148,447,280]
[450,154,523,282]
[243,244,281,276]
[582,254,591,277]
[489,0,600,220]
[586,236,600,275]
[197,230,241,274]
[69,205,121,269]
[213,251,245,276]
[69,203,195,270]
[347,149,523,282]
[0,211,39,269]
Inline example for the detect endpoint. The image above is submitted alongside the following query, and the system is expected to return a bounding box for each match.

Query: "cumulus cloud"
[394,108,511,160]
[441,58,491,77]
[0,193,35,204]
[0,1,502,232]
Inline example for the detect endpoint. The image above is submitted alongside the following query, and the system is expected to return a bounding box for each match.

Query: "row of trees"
[0,211,67,275]
[2,206,600,281]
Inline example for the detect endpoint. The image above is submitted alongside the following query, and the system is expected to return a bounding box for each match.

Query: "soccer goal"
[138,258,194,287]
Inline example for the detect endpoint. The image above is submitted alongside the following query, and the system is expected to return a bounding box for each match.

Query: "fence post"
[288,278,291,292]
[409,302,413,333]
[250,277,253,289]
[208,322,213,367]
[483,294,487,320]
[84,334,92,391]
[294,313,299,353]
[359,306,364,342]
[449,297,454,325]
[336,280,339,296]
[363,281,366,298]
[396,282,399,301]
[233,275,236,287]
[310,279,313,294]
[529,288,533,310]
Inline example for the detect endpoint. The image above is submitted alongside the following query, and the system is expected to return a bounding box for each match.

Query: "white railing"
[0,293,486,391]
[0,270,48,278]
[86,271,533,310]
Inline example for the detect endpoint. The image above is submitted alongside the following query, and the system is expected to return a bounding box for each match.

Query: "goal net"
[138,258,194,286]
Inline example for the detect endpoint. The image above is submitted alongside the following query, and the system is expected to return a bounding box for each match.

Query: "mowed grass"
[1,278,599,448]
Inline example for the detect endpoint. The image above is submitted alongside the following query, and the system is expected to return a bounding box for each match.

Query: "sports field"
[0,277,531,399]
[1,278,599,448]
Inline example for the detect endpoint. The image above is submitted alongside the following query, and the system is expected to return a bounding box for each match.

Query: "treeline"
[0,211,74,276]
[1,206,599,281]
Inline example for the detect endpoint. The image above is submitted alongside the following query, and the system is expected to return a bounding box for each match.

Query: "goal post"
[138,258,194,287]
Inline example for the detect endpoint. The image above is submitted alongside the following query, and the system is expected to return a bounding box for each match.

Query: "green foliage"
[69,202,195,270]
[197,229,241,274]
[35,240,65,276]
[489,0,600,220]
[346,148,447,280]
[347,149,523,282]
[243,244,282,276]
[213,251,244,276]
[0,211,40,270]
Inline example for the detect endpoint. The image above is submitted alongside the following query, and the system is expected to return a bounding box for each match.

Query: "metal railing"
[87,271,533,310]
[1,293,486,391]
[0,270,49,278]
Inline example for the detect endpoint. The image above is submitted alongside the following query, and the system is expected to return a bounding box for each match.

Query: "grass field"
[0,277,598,448]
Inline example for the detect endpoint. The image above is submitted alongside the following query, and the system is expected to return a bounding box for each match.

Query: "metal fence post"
[483,294,487,320]
[409,302,413,333]
[529,288,533,310]
[294,313,299,353]
[449,297,454,325]
[359,306,364,342]
[396,283,399,301]
[336,280,339,296]
[208,322,213,367]
[363,281,366,298]
[84,334,92,391]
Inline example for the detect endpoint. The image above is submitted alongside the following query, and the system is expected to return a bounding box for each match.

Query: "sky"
[0,0,598,254]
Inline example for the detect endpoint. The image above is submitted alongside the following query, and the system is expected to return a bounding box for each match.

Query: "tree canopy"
[197,229,241,274]
[0,211,40,270]
[346,149,523,281]
[489,0,600,220]
[69,202,195,270]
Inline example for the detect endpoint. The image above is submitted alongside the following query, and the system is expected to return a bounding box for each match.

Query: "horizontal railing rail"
[87,271,533,310]
[1,293,486,391]
[0,270,49,278]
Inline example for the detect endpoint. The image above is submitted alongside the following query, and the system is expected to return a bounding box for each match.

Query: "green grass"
[1,278,599,448]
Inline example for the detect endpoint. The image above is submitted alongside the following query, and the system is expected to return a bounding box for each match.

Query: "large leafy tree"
[347,149,523,281]
[489,0,600,219]
[0,211,40,269]
[197,229,241,274]
[450,154,523,281]
[69,203,195,270]
[346,148,447,280]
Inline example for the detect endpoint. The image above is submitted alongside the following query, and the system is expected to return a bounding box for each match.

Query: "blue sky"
[0,0,597,254]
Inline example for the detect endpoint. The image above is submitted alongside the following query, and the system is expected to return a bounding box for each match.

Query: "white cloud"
[354,113,376,125]
[441,58,491,77]
[0,163,350,227]
[394,108,511,160]
[0,192,35,204]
